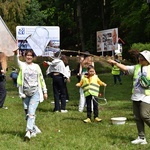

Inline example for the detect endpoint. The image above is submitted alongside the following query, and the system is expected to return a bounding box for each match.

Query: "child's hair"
[61,55,68,65]
[24,50,35,57]
[87,65,94,71]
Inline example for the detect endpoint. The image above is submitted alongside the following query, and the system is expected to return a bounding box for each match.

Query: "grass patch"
[1,58,150,150]
[0,74,150,150]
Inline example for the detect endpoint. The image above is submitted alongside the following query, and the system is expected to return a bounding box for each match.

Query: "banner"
[97,28,118,55]
[0,16,17,56]
[16,26,60,56]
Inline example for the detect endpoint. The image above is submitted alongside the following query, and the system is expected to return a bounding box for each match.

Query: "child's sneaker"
[31,132,36,137]
[61,110,68,113]
[131,136,147,145]
[24,131,31,141]
[83,118,91,123]
[33,125,42,134]
[94,117,102,122]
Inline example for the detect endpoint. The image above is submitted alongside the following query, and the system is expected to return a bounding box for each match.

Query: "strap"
[141,66,143,74]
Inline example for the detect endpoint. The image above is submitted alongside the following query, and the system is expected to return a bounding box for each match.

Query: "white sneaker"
[24,131,31,141]
[61,110,68,113]
[51,101,55,104]
[33,125,42,134]
[79,110,83,112]
[31,132,36,138]
[131,136,147,145]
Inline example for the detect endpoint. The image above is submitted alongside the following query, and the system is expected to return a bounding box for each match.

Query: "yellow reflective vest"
[111,65,120,75]
[81,74,100,97]
[133,64,150,95]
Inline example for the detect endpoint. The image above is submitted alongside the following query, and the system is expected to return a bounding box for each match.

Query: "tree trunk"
[77,0,85,51]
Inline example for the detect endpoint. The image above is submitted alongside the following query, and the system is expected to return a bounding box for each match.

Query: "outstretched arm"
[107,59,128,71]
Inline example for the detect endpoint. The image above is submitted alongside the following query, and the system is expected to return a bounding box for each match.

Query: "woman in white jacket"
[14,49,47,141]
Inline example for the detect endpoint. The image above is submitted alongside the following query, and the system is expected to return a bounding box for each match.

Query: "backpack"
[11,72,18,79]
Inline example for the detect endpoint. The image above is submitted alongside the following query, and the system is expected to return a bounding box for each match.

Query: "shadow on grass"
[1,130,25,139]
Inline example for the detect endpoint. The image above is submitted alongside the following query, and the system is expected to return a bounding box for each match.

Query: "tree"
[22,0,46,26]
[0,0,27,36]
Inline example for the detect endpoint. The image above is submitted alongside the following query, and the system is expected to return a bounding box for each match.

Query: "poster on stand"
[96,28,118,56]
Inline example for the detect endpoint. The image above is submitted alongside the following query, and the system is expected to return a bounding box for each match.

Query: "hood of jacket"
[51,59,62,68]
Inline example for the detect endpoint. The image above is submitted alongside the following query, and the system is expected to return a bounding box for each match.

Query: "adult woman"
[14,49,47,140]
[0,52,8,109]
[108,50,150,145]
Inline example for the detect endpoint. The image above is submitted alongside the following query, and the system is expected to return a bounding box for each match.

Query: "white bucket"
[111,117,127,125]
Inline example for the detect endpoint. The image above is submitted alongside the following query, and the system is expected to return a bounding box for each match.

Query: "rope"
[92,86,107,105]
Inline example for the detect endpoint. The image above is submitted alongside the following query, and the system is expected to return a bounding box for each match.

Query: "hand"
[103,83,107,87]
[67,78,70,82]
[76,83,80,87]
[107,59,117,65]
[13,48,19,55]
[44,93,48,100]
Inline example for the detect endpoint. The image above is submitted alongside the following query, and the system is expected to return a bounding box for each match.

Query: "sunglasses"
[138,55,146,61]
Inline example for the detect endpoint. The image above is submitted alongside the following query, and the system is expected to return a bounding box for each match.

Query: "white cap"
[140,50,150,63]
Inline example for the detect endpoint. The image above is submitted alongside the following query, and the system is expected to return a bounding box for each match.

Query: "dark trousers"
[86,95,98,119]
[113,75,122,84]
[64,82,69,100]
[0,80,7,108]
[52,75,66,111]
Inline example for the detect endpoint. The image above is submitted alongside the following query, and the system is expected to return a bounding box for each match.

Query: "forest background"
[0,0,150,59]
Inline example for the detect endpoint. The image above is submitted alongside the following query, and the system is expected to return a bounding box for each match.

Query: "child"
[78,52,94,112]
[76,65,107,123]
[111,54,122,85]
[10,67,18,87]
[13,49,48,140]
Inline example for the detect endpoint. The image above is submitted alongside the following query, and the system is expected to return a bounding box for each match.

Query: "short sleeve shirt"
[127,65,150,103]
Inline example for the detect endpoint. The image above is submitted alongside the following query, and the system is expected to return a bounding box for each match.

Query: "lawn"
[1,57,150,150]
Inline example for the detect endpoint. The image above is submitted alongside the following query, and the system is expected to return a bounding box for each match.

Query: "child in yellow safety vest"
[76,65,107,123]
[111,55,122,85]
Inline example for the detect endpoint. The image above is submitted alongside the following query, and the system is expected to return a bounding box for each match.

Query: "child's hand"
[103,83,107,87]
[76,83,80,87]
[13,48,19,55]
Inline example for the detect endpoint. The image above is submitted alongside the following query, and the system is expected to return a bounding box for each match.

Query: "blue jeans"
[23,90,40,132]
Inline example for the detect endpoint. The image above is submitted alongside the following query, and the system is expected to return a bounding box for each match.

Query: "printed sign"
[97,28,118,55]
[16,26,60,56]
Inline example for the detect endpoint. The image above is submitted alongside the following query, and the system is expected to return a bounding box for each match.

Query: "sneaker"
[33,125,42,134]
[0,106,8,109]
[61,110,68,113]
[79,110,83,112]
[66,100,69,103]
[51,101,55,104]
[94,117,102,122]
[83,118,91,123]
[30,132,36,138]
[24,131,31,141]
[54,110,59,113]
[131,136,147,145]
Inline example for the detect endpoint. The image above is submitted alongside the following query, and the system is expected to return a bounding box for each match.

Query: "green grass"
[1,57,150,150]
[1,73,150,150]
